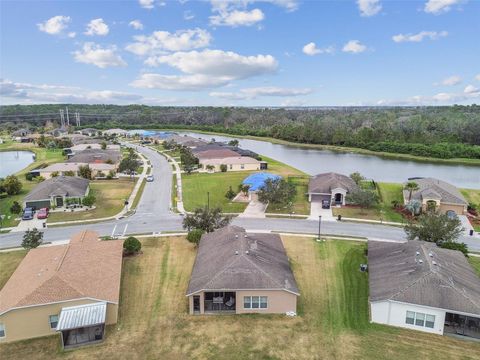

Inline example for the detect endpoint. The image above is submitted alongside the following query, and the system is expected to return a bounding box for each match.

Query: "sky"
[0,0,479,107]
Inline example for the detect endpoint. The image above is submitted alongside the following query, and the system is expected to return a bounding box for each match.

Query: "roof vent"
[416,251,420,256]
[244,234,248,238]
[418,259,423,264]
[432,261,437,266]
[429,252,433,257]
[235,251,239,255]
[245,250,249,255]
[235,234,238,238]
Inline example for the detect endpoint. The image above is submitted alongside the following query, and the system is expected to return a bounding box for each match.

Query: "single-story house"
[164,134,207,148]
[242,172,281,200]
[195,148,243,161]
[368,240,480,339]
[199,156,264,173]
[186,226,299,315]
[78,128,98,136]
[23,176,90,209]
[36,162,116,179]
[102,128,128,136]
[68,143,120,152]
[0,230,123,347]
[48,128,68,138]
[66,149,122,166]
[11,128,31,137]
[307,172,358,206]
[403,177,468,217]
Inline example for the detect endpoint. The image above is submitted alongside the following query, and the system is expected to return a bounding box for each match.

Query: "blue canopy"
[242,172,281,191]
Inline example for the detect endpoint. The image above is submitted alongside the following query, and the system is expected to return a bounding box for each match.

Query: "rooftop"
[201,156,260,165]
[404,177,468,205]
[308,172,358,194]
[24,176,89,201]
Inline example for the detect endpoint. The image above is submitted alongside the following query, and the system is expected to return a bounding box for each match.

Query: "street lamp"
[318,215,322,241]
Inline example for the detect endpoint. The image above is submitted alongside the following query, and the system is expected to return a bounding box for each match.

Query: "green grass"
[469,256,480,277]
[3,236,479,359]
[0,145,64,228]
[47,178,135,222]
[461,188,480,205]
[131,178,146,210]
[333,182,405,223]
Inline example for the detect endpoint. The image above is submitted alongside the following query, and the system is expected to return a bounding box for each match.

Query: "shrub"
[106,170,115,180]
[220,164,228,172]
[187,229,204,246]
[10,201,22,214]
[51,171,59,177]
[25,172,34,181]
[82,194,96,207]
[123,236,141,255]
[2,175,22,195]
[225,186,236,200]
[440,241,469,257]
[22,228,43,249]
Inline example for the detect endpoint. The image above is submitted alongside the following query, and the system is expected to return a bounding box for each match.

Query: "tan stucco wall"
[438,203,466,216]
[0,300,118,343]
[199,161,260,173]
[188,290,297,315]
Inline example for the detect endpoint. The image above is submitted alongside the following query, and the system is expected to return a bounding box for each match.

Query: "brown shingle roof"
[186,226,299,296]
[368,240,480,315]
[0,230,123,315]
[24,176,90,202]
[67,149,121,164]
[308,172,358,194]
[195,149,241,160]
[403,178,468,205]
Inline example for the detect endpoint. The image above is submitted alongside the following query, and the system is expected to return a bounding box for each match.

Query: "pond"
[177,131,480,189]
[0,151,35,178]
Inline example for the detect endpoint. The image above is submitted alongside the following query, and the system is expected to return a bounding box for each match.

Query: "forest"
[1,104,480,159]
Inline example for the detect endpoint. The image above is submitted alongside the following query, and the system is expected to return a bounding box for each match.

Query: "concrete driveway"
[308,201,335,221]
[239,199,267,218]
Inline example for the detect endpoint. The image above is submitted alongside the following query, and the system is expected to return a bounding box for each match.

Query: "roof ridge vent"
[416,251,420,256]
[235,251,239,255]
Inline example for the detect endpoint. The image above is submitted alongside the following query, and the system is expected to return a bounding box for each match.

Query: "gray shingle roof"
[403,178,468,205]
[24,176,89,201]
[368,240,480,315]
[67,149,121,164]
[308,172,358,194]
[186,226,300,296]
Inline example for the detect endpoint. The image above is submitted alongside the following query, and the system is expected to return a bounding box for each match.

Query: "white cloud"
[475,74,480,81]
[392,30,448,43]
[342,40,367,54]
[184,10,195,20]
[357,0,382,17]
[424,0,464,14]
[68,32,76,38]
[130,74,230,91]
[37,15,71,36]
[210,8,265,27]
[464,85,479,94]
[438,75,462,86]
[73,43,127,68]
[145,49,277,78]
[139,0,155,9]
[302,42,334,56]
[85,18,109,36]
[129,20,144,30]
[125,28,211,56]
[210,86,312,100]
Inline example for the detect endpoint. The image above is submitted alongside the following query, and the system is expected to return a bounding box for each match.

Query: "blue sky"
[1,0,479,106]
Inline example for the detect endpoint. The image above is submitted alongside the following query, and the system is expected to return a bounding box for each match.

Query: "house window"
[243,296,268,309]
[49,315,59,329]
[0,323,5,338]
[406,311,435,329]
[244,296,251,309]
[229,164,233,169]
[405,311,415,325]
[425,314,435,328]
[240,164,245,169]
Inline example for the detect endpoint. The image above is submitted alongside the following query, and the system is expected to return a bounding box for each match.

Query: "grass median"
[1,236,479,359]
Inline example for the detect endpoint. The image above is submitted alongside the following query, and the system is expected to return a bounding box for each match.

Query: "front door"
[56,197,64,207]
[193,295,200,314]
[334,193,342,204]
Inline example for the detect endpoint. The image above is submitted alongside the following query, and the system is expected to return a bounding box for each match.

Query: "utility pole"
[65,107,70,126]
[318,215,322,241]
[59,109,65,128]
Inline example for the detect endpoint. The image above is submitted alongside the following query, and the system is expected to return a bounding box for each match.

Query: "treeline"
[1,104,480,159]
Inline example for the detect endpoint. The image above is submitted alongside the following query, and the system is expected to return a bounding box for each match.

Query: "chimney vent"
[235,251,239,255]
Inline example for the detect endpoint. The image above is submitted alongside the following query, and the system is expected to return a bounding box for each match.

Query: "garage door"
[311,194,331,203]
[25,200,51,210]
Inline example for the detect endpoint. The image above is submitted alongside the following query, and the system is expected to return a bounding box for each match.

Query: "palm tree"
[404,181,419,201]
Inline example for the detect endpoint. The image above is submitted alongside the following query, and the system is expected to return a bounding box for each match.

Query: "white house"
[368,240,480,339]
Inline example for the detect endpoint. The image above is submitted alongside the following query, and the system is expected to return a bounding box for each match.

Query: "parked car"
[321,200,331,209]
[37,207,49,219]
[22,207,35,220]
[146,175,154,182]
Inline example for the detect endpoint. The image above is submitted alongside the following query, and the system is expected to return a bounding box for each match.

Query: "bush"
[440,241,469,257]
[123,236,141,255]
[225,186,236,200]
[220,164,228,172]
[82,194,96,207]
[2,175,22,195]
[187,229,204,246]
[106,170,115,180]
[22,228,43,249]
[25,172,34,181]
[10,201,22,214]
[51,171,59,177]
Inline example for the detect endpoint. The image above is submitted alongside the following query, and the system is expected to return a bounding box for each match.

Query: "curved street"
[1,144,479,251]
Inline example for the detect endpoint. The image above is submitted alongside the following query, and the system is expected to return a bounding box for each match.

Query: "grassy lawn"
[182,155,310,214]
[333,182,405,223]
[1,236,479,359]
[0,144,64,228]
[47,178,135,222]
[131,178,146,210]
[469,256,480,277]
[461,188,480,205]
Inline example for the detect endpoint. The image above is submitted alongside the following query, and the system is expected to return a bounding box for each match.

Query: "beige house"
[307,172,359,206]
[199,156,262,173]
[69,143,120,152]
[403,178,468,217]
[0,230,123,348]
[38,162,116,179]
[186,226,299,315]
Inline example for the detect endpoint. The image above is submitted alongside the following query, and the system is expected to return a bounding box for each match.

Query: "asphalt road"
[1,144,479,251]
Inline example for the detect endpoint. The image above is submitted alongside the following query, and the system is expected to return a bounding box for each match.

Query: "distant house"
[48,128,68,138]
[186,226,299,315]
[78,128,98,136]
[307,172,358,206]
[36,162,116,179]
[11,128,31,137]
[102,128,128,137]
[68,143,120,152]
[0,230,123,347]
[403,177,468,217]
[164,134,207,148]
[195,148,241,160]
[199,156,263,173]
[368,240,480,339]
[67,149,122,166]
[23,176,90,209]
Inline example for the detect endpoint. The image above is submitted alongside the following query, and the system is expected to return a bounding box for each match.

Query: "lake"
[0,151,35,178]
[177,131,480,189]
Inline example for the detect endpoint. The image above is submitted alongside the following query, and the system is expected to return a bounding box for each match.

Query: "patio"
[204,292,236,313]
[444,313,480,340]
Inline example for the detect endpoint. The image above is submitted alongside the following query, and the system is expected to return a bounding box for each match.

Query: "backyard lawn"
[47,178,135,222]
[0,145,64,228]
[333,182,405,223]
[1,236,479,359]
[469,256,480,277]
[181,155,310,214]
[461,189,480,231]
